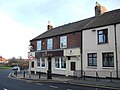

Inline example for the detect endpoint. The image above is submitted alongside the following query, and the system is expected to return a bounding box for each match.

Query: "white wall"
[52,57,66,75]
[52,56,81,76]
[116,24,120,77]
[83,25,117,77]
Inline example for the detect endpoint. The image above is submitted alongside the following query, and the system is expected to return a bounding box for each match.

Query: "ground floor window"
[87,53,97,66]
[37,57,45,68]
[31,61,34,68]
[102,52,114,67]
[55,57,66,69]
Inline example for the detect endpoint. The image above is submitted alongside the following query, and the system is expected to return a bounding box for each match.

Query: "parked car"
[12,66,20,72]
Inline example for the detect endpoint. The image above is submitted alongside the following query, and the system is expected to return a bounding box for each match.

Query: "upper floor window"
[87,53,97,66]
[60,36,67,48]
[98,29,108,44]
[47,38,53,50]
[102,52,114,67]
[37,40,41,50]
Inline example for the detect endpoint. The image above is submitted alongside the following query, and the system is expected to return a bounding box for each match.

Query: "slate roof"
[31,8,120,41]
[83,9,120,29]
[31,17,94,41]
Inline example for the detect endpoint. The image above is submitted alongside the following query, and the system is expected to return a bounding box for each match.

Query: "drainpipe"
[114,24,118,78]
[80,30,83,77]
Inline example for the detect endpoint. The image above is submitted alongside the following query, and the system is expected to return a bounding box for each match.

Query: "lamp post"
[47,57,52,79]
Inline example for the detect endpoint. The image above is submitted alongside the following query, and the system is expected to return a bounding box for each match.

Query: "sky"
[0,0,120,59]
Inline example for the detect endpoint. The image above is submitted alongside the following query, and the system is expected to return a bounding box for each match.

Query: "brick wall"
[67,32,81,48]
[30,31,81,51]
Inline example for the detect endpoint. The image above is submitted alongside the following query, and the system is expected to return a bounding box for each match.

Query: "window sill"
[97,42,108,45]
[102,67,114,69]
[87,66,97,69]
[37,67,45,69]
[54,68,66,70]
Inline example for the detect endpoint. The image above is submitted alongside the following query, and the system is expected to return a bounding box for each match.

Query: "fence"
[73,70,120,79]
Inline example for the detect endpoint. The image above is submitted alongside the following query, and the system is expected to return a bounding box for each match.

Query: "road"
[0,69,115,90]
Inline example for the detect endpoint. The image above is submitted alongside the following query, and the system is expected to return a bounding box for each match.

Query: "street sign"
[28,54,35,60]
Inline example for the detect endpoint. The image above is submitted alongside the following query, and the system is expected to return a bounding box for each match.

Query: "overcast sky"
[0,0,120,59]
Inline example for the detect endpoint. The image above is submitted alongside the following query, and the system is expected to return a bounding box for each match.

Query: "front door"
[71,62,76,71]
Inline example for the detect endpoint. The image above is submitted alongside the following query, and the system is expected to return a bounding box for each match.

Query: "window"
[55,57,60,68]
[61,58,66,68]
[98,29,108,44]
[37,40,41,50]
[47,38,53,50]
[102,52,114,67]
[37,58,40,67]
[37,58,45,68]
[41,58,45,67]
[31,62,34,68]
[55,57,66,69]
[60,36,67,48]
[88,53,97,66]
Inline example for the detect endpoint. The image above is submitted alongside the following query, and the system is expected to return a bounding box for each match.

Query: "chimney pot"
[95,2,107,16]
[47,21,53,30]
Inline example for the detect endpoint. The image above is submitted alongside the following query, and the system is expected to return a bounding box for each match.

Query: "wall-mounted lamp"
[92,29,96,32]
[28,45,33,50]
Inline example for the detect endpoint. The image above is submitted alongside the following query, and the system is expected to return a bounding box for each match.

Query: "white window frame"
[37,40,41,50]
[37,58,45,68]
[47,38,53,50]
[60,36,67,48]
[55,57,66,69]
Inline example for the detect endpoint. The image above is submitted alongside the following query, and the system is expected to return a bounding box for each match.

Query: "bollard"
[29,73,31,78]
[13,70,15,75]
[96,72,100,81]
[110,72,112,82]
[83,71,85,80]
[15,70,17,76]
[23,71,25,78]
[38,72,41,79]
[47,70,52,79]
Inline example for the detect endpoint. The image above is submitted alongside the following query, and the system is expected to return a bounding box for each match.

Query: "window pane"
[55,58,60,68]
[60,36,67,48]
[47,38,52,50]
[98,29,108,44]
[99,35,104,43]
[88,53,97,66]
[61,58,66,68]
[37,58,40,67]
[99,31,103,34]
[41,58,45,67]
[88,58,93,66]
[93,58,97,66]
[37,41,41,50]
[102,53,114,67]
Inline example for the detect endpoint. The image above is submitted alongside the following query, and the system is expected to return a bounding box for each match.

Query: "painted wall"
[83,25,118,77]
[116,24,120,77]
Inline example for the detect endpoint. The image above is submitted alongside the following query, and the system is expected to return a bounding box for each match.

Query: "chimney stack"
[95,2,107,16]
[47,21,53,30]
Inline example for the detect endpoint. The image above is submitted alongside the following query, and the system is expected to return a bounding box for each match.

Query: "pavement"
[9,71,120,90]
